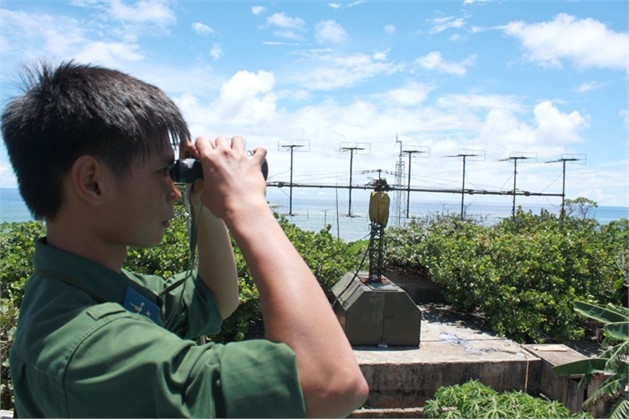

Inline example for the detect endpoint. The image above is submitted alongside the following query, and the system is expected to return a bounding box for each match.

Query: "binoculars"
[170,158,268,183]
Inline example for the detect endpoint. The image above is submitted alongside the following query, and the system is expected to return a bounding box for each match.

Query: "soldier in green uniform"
[2,61,368,418]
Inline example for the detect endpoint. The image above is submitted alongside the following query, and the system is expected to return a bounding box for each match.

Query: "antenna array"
[269,137,585,221]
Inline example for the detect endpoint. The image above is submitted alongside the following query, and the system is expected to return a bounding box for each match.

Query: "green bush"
[385,207,626,343]
[423,379,591,418]
[1,221,46,409]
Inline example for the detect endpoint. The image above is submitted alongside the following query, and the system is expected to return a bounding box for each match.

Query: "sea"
[2,187,627,242]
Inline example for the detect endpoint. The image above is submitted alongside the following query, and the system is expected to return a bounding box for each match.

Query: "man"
[2,61,368,418]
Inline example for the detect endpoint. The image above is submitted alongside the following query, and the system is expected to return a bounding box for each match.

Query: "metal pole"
[499,155,531,219]
[460,155,467,220]
[545,156,582,221]
[289,147,295,215]
[447,152,481,220]
[402,150,425,218]
[280,144,304,216]
[407,152,412,218]
[512,158,518,218]
[561,159,567,219]
[348,149,354,216]
[341,146,364,216]
[394,137,404,226]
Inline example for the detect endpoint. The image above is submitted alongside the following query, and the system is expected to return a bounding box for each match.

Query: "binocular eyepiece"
[170,158,269,184]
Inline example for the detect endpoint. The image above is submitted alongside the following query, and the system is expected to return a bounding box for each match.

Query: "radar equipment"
[331,178,421,347]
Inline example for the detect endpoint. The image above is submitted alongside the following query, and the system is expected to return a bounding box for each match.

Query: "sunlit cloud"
[192,22,215,36]
[415,51,476,76]
[315,20,347,44]
[503,13,629,71]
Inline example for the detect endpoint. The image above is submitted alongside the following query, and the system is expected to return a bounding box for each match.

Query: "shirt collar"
[33,238,162,313]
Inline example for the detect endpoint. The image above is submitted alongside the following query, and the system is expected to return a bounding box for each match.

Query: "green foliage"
[385,208,626,343]
[0,221,45,410]
[598,219,629,300]
[554,302,629,419]
[423,379,591,418]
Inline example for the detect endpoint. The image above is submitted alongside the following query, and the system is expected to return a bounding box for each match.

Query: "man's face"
[103,147,182,249]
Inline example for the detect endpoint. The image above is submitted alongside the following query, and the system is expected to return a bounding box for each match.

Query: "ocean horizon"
[2,187,627,242]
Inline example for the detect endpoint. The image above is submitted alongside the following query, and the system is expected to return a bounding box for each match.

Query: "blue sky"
[1,0,628,212]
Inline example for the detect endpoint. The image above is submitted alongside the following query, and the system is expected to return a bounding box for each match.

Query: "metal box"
[332,272,421,347]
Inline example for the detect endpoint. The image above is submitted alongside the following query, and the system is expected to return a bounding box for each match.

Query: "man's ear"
[70,156,108,205]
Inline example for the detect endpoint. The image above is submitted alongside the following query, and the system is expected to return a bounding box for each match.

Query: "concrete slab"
[522,344,610,416]
[353,302,534,364]
[352,303,542,409]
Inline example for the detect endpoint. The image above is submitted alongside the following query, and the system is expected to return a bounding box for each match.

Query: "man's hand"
[193,136,267,220]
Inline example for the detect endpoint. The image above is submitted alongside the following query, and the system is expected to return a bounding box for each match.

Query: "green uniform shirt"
[10,239,306,418]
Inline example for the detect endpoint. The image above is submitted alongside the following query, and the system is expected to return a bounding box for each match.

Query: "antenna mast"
[279,140,309,216]
[340,142,369,217]
[402,146,429,217]
[546,154,586,220]
[447,150,484,220]
[500,152,536,218]
[394,135,405,225]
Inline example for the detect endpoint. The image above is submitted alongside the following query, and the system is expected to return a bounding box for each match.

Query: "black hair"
[1,61,190,220]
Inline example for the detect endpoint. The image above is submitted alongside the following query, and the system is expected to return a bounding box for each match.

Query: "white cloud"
[209,43,223,61]
[262,40,301,47]
[251,6,266,15]
[384,24,396,35]
[292,51,399,90]
[0,8,144,67]
[480,107,535,149]
[213,70,278,125]
[192,22,214,35]
[428,16,465,34]
[75,40,144,65]
[107,0,176,25]
[372,49,388,61]
[175,70,280,136]
[315,20,347,44]
[266,12,306,40]
[0,10,83,59]
[574,80,605,93]
[267,12,306,31]
[415,51,476,76]
[383,82,434,106]
[533,100,588,145]
[437,93,521,111]
[503,13,629,71]
[328,1,365,9]
[463,0,492,4]
[475,100,588,159]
